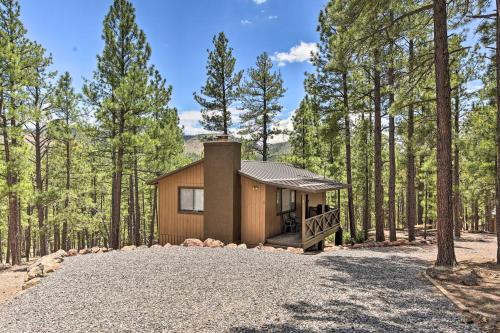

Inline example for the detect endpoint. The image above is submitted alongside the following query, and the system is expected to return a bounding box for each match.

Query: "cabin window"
[277,188,296,214]
[179,188,204,213]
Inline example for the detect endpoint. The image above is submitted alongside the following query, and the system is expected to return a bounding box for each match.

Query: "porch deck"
[265,208,341,249]
[266,232,302,248]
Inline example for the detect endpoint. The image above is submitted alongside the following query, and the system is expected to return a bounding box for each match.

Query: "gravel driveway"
[0,246,480,332]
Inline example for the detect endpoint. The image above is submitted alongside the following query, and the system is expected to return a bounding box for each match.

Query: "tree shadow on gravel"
[230,254,475,332]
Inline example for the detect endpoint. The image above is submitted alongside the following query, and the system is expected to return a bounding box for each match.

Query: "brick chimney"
[203,139,241,243]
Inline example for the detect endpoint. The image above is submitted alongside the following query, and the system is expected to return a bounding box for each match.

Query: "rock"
[121,245,136,252]
[67,249,78,256]
[138,245,148,249]
[79,248,91,255]
[204,238,224,248]
[22,277,41,290]
[91,247,101,254]
[164,243,172,248]
[262,246,277,253]
[101,247,109,253]
[237,243,247,249]
[150,244,162,249]
[225,243,238,249]
[44,262,61,274]
[255,243,264,250]
[382,240,390,246]
[53,249,68,258]
[26,264,44,281]
[390,241,399,247]
[286,247,304,254]
[352,244,362,249]
[182,238,204,247]
[461,271,480,286]
[409,240,419,246]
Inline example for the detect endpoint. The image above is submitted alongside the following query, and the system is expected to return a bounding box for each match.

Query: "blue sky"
[19,0,328,136]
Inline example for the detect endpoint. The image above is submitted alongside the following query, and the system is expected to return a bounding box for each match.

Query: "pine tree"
[0,0,45,264]
[84,0,151,249]
[52,72,81,251]
[194,32,243,135]
[239,53,286,160]
[289,96,321,169]
[433,0,456,266]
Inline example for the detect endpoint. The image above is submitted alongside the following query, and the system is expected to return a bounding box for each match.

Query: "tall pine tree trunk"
[373,50,385,242]
[150,186,157,245]
[495,0,500,264]
[342,72,356,240]
[134,151,141,246]
[453,83,462,238]
[34,121,47,255]
[433,0,456,266]
[407,40,417,242]
[110,120,125,249]
[388,67,396,242]
[362,110,369,241]
[62,138,70,251]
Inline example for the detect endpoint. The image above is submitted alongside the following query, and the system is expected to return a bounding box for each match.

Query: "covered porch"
[266,189,344,250]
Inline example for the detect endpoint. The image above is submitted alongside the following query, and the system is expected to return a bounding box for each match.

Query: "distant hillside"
[183,135,291,160]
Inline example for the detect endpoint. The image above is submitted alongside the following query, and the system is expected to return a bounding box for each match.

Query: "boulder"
[101,247,109,253]
[79,248,91,255]
[164,243,172,248]
[26,264,44,281]
[91,247,101,254]
[67,249,78,256]
[225,243,238,249]
[461,271,480,286]
[52,249,68,258]
[352,244,363,249]
[138,245,148,249]
[150,244,162,249]
[121,245,136,251]
[262,246,277,253]
[204,238,224,248]
[237,243,247,249]
[22,277,41,290]
[182,238,204,247]
[286,247,304,254]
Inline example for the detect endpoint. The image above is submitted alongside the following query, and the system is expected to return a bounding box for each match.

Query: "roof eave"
[238,172,350,193]
[146,159,204,185]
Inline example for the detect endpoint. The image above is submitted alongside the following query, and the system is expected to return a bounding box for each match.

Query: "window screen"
[179,188,204,212]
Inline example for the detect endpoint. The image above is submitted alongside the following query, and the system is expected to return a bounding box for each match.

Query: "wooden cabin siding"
[240,176,266,245]
[157,162,204,245]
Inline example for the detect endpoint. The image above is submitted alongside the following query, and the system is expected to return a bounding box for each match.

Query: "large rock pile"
[23,249,68,290]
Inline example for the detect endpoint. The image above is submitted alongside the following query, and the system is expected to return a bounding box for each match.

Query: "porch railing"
[303,208,340,244]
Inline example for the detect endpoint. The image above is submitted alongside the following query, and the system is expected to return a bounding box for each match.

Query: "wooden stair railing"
[303,208,340,243]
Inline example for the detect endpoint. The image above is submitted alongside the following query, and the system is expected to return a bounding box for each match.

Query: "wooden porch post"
[301,193,306,247]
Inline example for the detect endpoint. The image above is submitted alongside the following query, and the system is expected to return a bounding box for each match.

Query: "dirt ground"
[363,229,499,332]
[0,265,29,305]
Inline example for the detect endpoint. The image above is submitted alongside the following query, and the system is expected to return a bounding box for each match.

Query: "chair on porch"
[283,211,299,233]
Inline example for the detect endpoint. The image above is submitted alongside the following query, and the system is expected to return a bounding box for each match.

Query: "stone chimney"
[203,139,241,243]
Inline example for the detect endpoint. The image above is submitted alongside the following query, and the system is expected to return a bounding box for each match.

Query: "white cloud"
[269,110,295,143]
[179,110,210,135]
[240,19,252,25]
[179,109,244,136]
[253,0,267,4]
[271,41,318,67]
[267,15,278,20]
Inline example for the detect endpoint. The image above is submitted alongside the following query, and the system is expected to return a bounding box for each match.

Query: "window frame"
[178,187,204,214]
[276,188,296,215]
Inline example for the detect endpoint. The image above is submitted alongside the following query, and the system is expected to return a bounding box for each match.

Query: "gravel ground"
[0,246,481,333]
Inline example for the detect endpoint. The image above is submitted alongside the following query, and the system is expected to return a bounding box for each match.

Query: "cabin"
[148,138,349,250]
